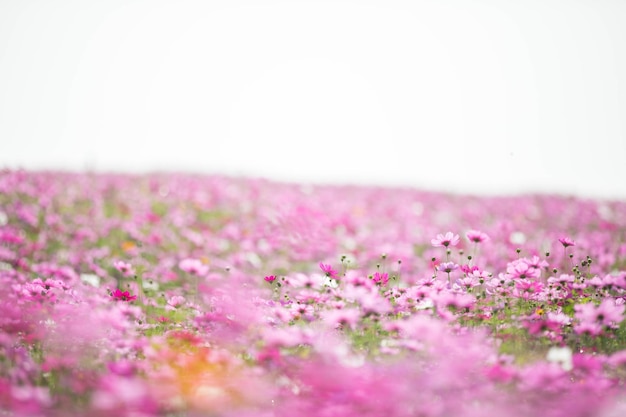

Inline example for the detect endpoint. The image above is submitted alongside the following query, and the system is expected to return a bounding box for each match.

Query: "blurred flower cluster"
[1,170,626,416]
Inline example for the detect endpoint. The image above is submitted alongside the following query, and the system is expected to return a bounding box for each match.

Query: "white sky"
[1,0,625,198]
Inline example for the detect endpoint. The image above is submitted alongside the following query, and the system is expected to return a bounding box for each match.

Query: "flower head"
[438,262,459,274]
[466,230,489,244]
[507,258,541,280]
[167,295,186,309]
[113,260,135,277]
[371,271,389,286]
[431,232,460,248]
[111,289,137,302]
[178,258,209,276]
[574,299,625,335]
[322,308,361,330]
[558,237,576,248]
[319,263,338,279]
[264,275,277,283]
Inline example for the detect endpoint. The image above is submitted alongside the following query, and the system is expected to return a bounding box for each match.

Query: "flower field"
[2,170,626,416]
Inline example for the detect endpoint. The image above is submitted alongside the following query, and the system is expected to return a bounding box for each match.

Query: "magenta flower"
[372,271,389,286]
[431,232,460,248]
[264,275,277,283]
[460,264,480,274]
[466,230,489,243]
[110,289,137,302]
[319,263,338,279]
[558,237,576,248]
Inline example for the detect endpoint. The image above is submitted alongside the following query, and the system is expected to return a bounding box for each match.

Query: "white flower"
[80,273,100,287]
[547,346,573,371]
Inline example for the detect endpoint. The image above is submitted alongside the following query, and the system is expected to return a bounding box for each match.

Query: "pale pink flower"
[527,255,549,269]
[435,291,476,310]
[456,276,481,289]
[166,295,186,309]
[506,258,541,279]
[431,232,460,248]
[178,258,209,276]
[587,276,604,288]
[113,260,135,277]
[322,308,361,330]
[438,262,459,273]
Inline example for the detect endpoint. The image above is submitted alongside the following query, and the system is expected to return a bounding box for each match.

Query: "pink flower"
[110,289,137,302]
[456,276,481,289]
[264,275,277,283]
[319,263,338,279]
[431,232,460,248]
[558,237,576,248]
[460,264,480,274]
[438,262,459,273]
[527,255,549,269]
[466,230,489,243]
[574,299,625,335]
[371,271,389,286]
[594,298,625,326]
[506,258,541,279]
[166,295,186,309]
[178,258,209,276]
[514,279,544,294]
[113,260,135,277]
[322,308,361,329]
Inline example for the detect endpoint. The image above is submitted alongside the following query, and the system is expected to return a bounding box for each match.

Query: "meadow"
[1,170,626,416]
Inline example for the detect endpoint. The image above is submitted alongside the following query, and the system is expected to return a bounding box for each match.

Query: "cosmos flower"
[178,258,209,276]
[319,263,338,279]
[558,237,576,248]
[466,230,489,243]
[438,262,459,274]
[113,260,135,277]
[166,295,186,309]
[431,232,460,248]
[506,259,541,280]
[371,271,389,286]
[110,289,137,302]
[574,299,625,335]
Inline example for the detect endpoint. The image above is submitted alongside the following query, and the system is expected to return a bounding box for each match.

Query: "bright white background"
[1,0,625,198]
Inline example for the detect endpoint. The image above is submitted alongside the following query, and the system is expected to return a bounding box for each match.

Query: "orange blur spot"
[122,241,136,252]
